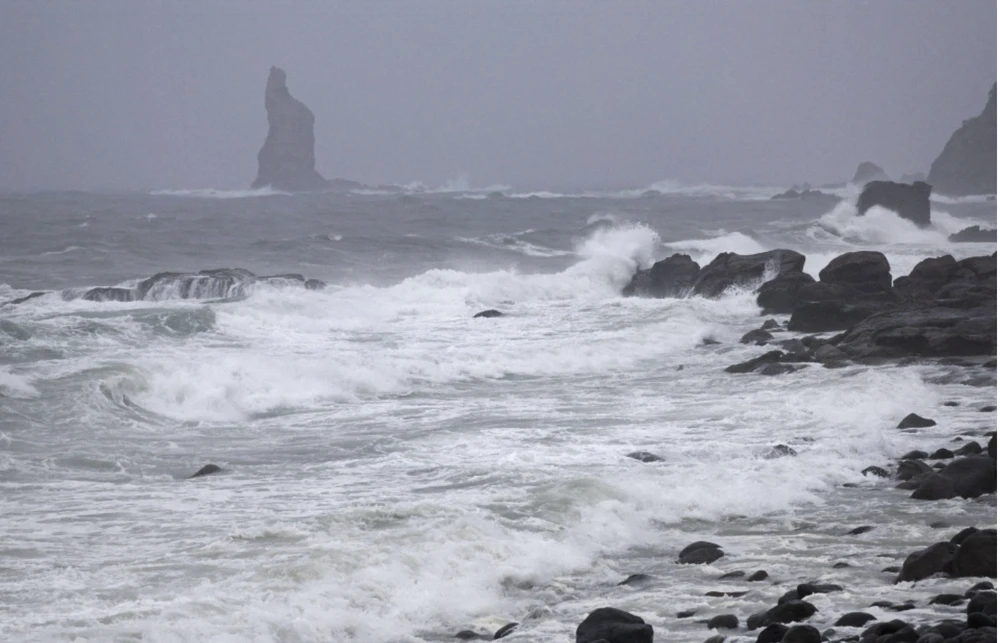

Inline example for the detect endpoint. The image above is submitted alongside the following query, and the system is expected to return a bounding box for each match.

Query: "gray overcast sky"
[0,1,995,191]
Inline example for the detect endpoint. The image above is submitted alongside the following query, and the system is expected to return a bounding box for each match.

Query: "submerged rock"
[252,67,327,191]
[473,309,504,318]
[190,464,222,478]
[927,83,997,196]
[856,180,932,227]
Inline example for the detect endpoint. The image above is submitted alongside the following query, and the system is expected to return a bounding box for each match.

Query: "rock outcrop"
[927,83,997,196]
[690,250,805,298]
[622,254,700,298]
[852,162,890,184]
[769,188,836,201]
[950,226,997,243]
[252,67,327,191]
[856,180,932,227]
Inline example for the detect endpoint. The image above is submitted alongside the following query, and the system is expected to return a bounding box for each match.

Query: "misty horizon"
[0,1,996,192]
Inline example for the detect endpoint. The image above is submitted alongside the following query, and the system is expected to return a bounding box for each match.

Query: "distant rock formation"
[769,188,836,200]
[949,226,998,243]
[900,172,926,183]
[857,180,932,227]
[852,162,890,185]
[927,83,997,196]
[252,67,327,191]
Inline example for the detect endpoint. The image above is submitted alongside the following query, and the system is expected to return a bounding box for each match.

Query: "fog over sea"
[0,181,996,642]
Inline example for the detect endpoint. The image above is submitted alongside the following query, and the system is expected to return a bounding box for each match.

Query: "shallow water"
[0,186,996,642]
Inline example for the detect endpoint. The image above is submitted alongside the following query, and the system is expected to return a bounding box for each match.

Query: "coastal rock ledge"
[252,66,327,191]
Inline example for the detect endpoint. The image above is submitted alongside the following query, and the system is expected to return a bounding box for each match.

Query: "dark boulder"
[834,305,997,359]
[989,434,996,459]
[190,464,222,478]
[756,272,817,314]
[766,445,798,458]
[862,466,890,478]
[742,329,775,345]
[679,541,725,565]
[3,291,48,306]
[575,607,653,643]
[747,601,817,630]
[930,448,955,460]
[626,451,663,463]
[896,459,933,480]
[724,351,785,374]
[493,623,517,639]
[780,625,821,643]
[927,83,997,197]
[950,226,998,243]
[856,180,932,227]
[755,624,789,643]
[835,612,876,628]
[818,251,892,294]
[617,573,653,587]
[788,300,881,333]
[748,570,769,582]
[474,309,504,318]
[953,529,997,578]
[898,414,937,429]
[708,615,740,630]
[718,570,745,579]
[770,188,835,200]
[847,526,875,536]
[911,474,959,500]
[955,442,983,456]
[692,250,806,298]
[896,541,957,583]
[930,593,966,606]
[623,254,700,298]
[939,456,997,498]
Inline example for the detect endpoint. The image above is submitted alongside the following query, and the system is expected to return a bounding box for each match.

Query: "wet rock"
[679,541,725,565]
[626,451,663,463]
[938,457,997,498]
[708,615,740,630]
[990,434,997,459]
[930,594,966,606]
[953,529,997,578]
[575,607,653,643]
[911,474,959,500]
[862,466,890,478]
[833,562,851,569]
[761,319,782,331]
[836,305,997,359]
[742,329,775,345]
[623,254,700,298]
[835,613,876,628]
[954,442,983,456]
[896,459,933,480]
[787,300,881,333]
[755,623,789,643]
[493,623,517,639]
[847,526,875,536]
[704,636,726,643]
[950,226,999,242]
[455,630,484,640]
[902,451,929,460]
[898,414,937,429]
[857,180,932,227]
[190,464,222,478]
[797,583,842,597]
[757,272,818,314]
[692,250,807,299]
[896,541,958,583]
[677,609,699,618]
[473,309,504,318]
[930,448,955,460]
[930,521,951,529]
[766,445,798,459]
[780,625,821,643]
[882,566,902,573]
[981,406,997,412]
[617,573,653,587]
[4,291,48,306]
[887,602,916,612]
[748,570,769,582]
[759,363,800,376]
[819,251,893,294]
[725,351,785,374]
[718,571,746,580]
[747,601,817,630]
[83,287,135,302]
[813,344,848,362]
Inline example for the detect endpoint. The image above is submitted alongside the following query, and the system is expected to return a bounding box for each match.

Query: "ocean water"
[0,184,996,642]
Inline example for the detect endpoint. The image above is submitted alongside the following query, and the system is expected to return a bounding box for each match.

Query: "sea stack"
[927,83,997,196]
[251,66,327,191]
[856,180,932,227]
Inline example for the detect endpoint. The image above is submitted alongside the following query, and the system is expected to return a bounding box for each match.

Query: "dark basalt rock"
[937,457,998,499]
[901,450,929,460]
[677,609,699,618]
[982,406,997,412]
[896,541,958,583]
[493,623,518,639]
[819,251,893,294]
[455,630,483,640]
[725,351,785,374]
[950,226,998,243]
[626,451,663,463]
[758,363,801,376]
[911,474,959,500]
[770,188,835,200]
[756,272,817,314]
[899,413,937,429]
[787,300,881,333]
[748,570,769,582]
[835,613,876,628]
[190,464,222,478]
[708,615,740,630]
[575,607,653,643]
[833,562,851,568]
[927,83,997,196]
[623,253,700,298]
[3,291,48,306]
[835,305,997,358]
[252,67,327,191]
[857,180,932,227]
[692,250,806,298]
[473,309,503,318]
[780,625,821,643]
[747,601,817,630]
[678,541,725,565]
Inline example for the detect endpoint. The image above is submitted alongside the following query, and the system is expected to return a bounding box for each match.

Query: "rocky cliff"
[927,83,997,196]
[252,67,327,191]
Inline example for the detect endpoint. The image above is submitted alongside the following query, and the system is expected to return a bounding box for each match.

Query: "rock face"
[852,162,890,184]
[691,250,805,298]
[835,305,996,359]
[856,181,932,227]
[927,83,997,196]
[622,254,700,298]
[252,67,327,191]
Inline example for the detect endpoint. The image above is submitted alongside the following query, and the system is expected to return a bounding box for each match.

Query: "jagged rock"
[853,162,891,184]
[252,67,327,191]
[818,252,893,293]
[756,272,817,314]
[862,466,890,478]
[857,181,933,227]
[623,254,700,298]
[896,459,933,480]
[83,287,135,302]
[766,444,798,458]
[692,250,806,298]
[927,83,997,196]
[834,305,997,358]
[575,607,653,643]
[950,226,998,243]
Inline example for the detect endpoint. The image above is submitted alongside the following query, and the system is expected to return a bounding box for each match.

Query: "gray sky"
[0,1,995,191]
